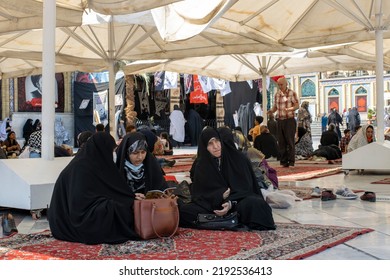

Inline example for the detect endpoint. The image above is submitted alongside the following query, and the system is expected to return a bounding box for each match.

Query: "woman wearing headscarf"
[347,124,375,152]
[33,119,41,131]
[22,119,34,147]
[48,132,138,244]
[253,125,279,159]
[180,127,275,231]
[297,101,312,137]
[116,132,168,199]
[295,126,314,159]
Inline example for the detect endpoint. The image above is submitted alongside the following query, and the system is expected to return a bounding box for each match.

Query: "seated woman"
[115,132,168,198]
[295,127,313,159]
[253,125,279,159]
[48,133,138,244]
[160,131,173,155]
[138,128,175,168]
[320,123,339,147]
[347,124,375,152]
[248,116,264,141]
[3,131,21,156]
[180,126,275,231]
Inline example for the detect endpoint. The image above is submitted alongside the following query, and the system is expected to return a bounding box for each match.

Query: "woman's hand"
[134,193,145,200]
[222,188,230,200]
[214,201,231,216]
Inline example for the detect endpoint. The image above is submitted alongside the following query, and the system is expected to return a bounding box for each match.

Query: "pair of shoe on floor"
[1,213,18,236]
[311,187,376,202]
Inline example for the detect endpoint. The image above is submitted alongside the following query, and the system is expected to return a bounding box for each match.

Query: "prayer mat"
[295,158,342,165]
[275,166,343,181]
[158,154,196,160]
[0,224,372,260]
[163,164,192,174]
[371,178,390,184]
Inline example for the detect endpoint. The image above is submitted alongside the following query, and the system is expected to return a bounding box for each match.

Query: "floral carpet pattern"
[0,223,372,260]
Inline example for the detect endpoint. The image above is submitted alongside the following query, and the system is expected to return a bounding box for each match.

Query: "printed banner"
[154,71,165,91]
[93,90,108,126]
[190,75,208,104]
[163,71,178,89]
[184,74,194,94]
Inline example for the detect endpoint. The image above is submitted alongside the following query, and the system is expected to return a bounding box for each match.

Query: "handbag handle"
[151,200,179,238]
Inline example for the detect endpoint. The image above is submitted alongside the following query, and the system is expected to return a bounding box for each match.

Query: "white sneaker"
[335,187,358,200]
[311,186,321,197]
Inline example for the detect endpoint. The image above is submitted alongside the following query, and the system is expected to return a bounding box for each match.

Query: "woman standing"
[297,101,312,137]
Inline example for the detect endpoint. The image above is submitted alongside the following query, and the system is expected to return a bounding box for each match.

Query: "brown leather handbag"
[133,197,179,240]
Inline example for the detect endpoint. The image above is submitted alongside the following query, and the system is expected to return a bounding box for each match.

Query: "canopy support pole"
[41,0,56,160]
[108,18,117,140]
[261,56,268,123]
[375,3,384,143]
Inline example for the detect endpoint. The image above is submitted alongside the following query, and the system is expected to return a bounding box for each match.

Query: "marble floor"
[1,145,390,260]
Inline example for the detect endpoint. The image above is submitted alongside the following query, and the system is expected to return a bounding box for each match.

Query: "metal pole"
[375,5,384,143]
[41,0,56,160]
[108,18,117,140]
[261,56,268,123]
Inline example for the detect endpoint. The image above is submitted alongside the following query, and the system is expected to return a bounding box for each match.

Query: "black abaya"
[48,132,138,244]
[180,127,275,230]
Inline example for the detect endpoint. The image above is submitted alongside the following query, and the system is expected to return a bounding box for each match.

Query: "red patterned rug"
[163,164,193,174]
[371,178,390,184]
[0,224,372,260]
[274,166,343,181]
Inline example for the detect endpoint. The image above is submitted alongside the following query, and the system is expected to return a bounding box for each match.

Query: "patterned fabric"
[0,224,372,260]
[295,133,314,157]
[339,135,351,153]
[27,130,42,154]
[273,89,299,120]
[297,107,312,133]
[124,160,145,193]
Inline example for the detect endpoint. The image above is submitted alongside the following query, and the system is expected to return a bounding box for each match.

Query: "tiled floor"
[1,144,390,259]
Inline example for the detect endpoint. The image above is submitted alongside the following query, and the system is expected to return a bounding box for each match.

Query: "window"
[301,79,316,97]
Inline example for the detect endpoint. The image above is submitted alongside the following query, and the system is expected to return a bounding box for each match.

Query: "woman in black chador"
[48,132,138,244]
[115,132,168,198]
[179,126,275,231]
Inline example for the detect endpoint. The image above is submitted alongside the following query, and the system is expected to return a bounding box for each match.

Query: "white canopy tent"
[124,46,389,120]
[206,0,390,144]
[0,0,292,159]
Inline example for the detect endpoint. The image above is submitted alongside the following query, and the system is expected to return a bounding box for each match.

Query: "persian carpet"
[275,166,343,181]
[0,223,372,260]
[371,178,390,184]
[163,164,192,174]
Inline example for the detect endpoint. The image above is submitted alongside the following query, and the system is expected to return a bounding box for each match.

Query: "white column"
[261,56,268,123]
[375,13,385,142]
[41,0,56,160]
[108,61,117,140]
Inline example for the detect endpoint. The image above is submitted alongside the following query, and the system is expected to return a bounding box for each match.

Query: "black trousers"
[277,118,296,165]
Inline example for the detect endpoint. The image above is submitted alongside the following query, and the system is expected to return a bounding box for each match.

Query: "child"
[340,129,351,153]
[160,132,173,155]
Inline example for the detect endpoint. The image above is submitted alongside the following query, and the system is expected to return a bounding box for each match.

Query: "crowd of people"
[1,78,388,244]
